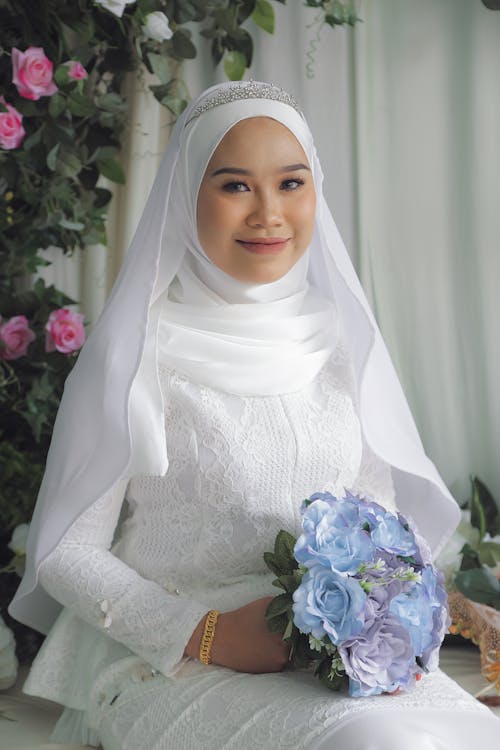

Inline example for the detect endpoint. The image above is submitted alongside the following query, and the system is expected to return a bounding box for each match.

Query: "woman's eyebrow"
[210,163,310,177]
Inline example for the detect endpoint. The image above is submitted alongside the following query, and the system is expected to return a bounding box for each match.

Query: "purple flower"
[371,513,418,557]
[339,615,416,697]
[363,577,409,628]
[293,566,366,645]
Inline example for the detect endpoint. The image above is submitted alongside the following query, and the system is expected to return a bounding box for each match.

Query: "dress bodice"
[115,343,370,599]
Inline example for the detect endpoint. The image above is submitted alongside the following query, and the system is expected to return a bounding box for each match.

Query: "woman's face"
[196,117,316,284]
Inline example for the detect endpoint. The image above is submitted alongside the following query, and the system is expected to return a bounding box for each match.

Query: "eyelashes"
[222,178,305,193]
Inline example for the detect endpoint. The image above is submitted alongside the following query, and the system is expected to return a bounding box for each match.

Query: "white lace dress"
[24,345,500,749]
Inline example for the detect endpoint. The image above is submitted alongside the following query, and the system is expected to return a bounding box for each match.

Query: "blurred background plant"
[437,476,500,610]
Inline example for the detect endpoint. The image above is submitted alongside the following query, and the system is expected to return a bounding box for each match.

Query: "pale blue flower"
[293,566,367,645]
[371,513,418,556]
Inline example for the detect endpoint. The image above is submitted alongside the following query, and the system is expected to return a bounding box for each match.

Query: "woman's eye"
[222,181,249,193]
[280,178,305,191]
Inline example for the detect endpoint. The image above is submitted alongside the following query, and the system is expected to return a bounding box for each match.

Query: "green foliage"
[252,0,275,34]
[304,0,359,27]
[455,568,500,610]
[453,476,500,611]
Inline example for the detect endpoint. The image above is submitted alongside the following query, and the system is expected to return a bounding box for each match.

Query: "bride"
[9,81,500,748]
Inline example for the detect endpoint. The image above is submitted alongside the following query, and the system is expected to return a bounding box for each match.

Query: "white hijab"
[10,82,460,635]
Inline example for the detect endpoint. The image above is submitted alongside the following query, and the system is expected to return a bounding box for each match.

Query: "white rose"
[8,523,29,557]
[95,0,136,19]
[143,11,173,41]
[8,523,29,576]
[0,616,18,690]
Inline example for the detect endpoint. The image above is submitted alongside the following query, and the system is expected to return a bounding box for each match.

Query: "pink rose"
[0,97,25,150]
[45,308,85,354]
[66,61,88,81]
[12,46,57,100]
[0,315,36,360]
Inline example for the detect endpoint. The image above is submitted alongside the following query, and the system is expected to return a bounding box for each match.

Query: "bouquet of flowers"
[264,491,449,697]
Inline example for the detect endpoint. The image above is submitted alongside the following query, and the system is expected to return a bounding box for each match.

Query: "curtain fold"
[353,0,500,501]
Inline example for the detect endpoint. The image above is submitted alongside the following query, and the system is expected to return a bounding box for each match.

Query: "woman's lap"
[96,663,498,750]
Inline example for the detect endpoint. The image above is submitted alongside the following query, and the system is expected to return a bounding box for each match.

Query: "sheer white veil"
[9,81,460,635]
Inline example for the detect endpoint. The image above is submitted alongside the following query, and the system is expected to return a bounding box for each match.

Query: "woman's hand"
[184,597,290,674]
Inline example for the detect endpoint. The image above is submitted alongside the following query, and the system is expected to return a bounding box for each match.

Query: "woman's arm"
[38,481,209,677]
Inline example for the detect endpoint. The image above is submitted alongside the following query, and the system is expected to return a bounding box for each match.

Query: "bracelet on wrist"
[199,609,219,665]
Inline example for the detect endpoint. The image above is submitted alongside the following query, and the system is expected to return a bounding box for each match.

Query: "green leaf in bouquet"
[292,633,317,663]
[470,476,499,537]
[266,592,292,619]
[478,541,500,568]
[274,529,298,572]
[275,571,302,594]
[282,617,294,641]
[263,551,282,577]
[266,612,289,633]
[252,0,275,34]
[455,567,500,609]
[315,654,344,691]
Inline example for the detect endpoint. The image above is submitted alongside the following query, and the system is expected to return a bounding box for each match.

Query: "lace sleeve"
[351,436,397,513]
[38,481,209,677]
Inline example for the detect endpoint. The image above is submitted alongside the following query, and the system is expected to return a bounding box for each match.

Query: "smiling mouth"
[236,238,290,254]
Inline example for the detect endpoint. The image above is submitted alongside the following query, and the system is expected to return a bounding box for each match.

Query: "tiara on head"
[186,80,301,125]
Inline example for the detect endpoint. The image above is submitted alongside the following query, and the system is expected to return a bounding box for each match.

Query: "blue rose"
[420,566,450,671]
[292,566,367,645]
[389,566,448,664]
[371,513,418,556]
[295,499,376,573]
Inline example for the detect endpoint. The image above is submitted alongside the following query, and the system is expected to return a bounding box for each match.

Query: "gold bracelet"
[199,609,219,665]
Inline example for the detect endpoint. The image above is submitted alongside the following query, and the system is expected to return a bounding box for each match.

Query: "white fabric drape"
[353,0,500,503]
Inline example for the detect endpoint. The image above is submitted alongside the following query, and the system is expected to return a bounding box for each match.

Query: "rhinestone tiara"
[186,81,301,125]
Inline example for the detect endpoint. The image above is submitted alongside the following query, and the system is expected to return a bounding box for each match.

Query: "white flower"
[435,511,481,586]
[0,616,18,690]
[8,523,29,576]
[8,523,29,557]
[95,0,136,19]
[143,11,173,42]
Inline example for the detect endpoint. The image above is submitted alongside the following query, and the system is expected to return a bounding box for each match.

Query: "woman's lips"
[236,238,290,254]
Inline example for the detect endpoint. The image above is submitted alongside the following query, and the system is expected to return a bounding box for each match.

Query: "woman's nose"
[246,192,283,228]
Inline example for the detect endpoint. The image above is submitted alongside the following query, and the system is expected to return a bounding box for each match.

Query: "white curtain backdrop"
[39,0,500,505]
[353,0,500,503]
